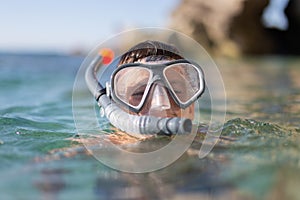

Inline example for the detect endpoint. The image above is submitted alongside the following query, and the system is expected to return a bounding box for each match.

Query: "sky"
[262,0,289,30]
[0,0,179,53]
[0,0,289,54]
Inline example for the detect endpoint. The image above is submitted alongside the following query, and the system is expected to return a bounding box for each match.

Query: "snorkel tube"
[85,51,192,137]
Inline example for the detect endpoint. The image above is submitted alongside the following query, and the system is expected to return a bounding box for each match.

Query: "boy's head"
[110,40,204,120]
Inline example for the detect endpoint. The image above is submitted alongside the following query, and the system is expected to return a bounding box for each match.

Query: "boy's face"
[121,58,195,119]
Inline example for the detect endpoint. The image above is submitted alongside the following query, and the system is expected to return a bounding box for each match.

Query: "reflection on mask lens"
[114,67,151,108]
[164,64,200,104]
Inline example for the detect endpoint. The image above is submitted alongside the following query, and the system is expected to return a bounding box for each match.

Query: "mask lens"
[164,63,201,104]
[114,67,151,108]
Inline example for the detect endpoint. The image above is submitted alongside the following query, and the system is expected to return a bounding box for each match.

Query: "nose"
[139,83,180,117]
[150,84,171,110]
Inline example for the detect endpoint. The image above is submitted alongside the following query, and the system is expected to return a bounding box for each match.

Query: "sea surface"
[0,53,300,200]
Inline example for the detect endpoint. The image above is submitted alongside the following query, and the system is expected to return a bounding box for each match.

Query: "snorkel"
[85,50,193,137]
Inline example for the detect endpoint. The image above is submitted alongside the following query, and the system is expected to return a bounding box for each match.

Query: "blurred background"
[0,0,178,54]
[1,0,298,56]
[1,0,300,199]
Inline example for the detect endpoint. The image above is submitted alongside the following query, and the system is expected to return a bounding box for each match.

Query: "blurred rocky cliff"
[170,0,300,56]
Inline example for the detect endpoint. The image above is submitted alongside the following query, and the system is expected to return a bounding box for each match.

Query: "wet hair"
[118,40,183,65]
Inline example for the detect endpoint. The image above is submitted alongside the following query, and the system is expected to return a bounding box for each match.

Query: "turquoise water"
[0,53,300,199]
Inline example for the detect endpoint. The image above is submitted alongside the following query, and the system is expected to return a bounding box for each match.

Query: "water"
[0,53,299,199]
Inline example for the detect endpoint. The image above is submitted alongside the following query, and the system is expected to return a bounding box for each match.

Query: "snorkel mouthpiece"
[142,116,192,135]
[98,94,192,136]
[85,51,193,137]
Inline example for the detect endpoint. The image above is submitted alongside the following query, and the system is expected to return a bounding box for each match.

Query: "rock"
[170,0,245,57]
[229,0,274,54]
[170,0,300,56]
[283,0,300,54]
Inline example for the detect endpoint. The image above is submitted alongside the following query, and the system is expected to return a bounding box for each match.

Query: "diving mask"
[107,59,205,113]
